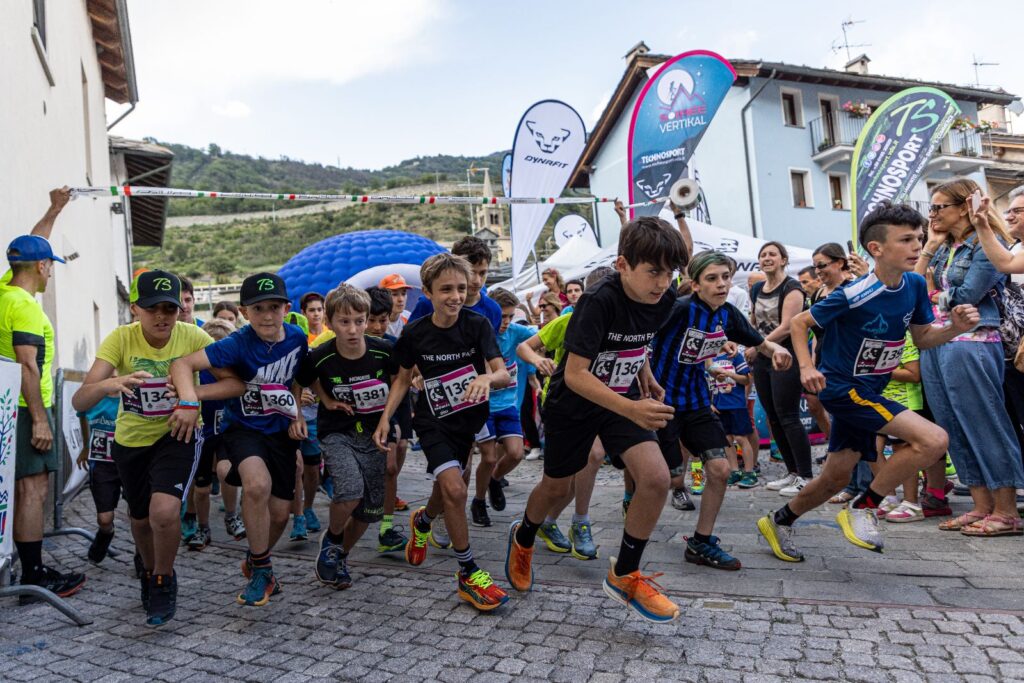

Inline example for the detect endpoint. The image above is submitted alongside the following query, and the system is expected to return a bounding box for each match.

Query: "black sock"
[852,485,885,510]
[415,510,433,533]
[250,549,272,569]
[184,512,197,523]
[692,531,712,544]
[472,497,485,505]
[614,531,648,576]
[16,540,43,582]
[326,528,344,544]
[774,504,799,527]
[515,514,541,548]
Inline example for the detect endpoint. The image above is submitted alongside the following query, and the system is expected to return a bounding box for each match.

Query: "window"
[489,212,499,226]
[781,89,803,127]
[33,0,46,48]
[828,173,848,210]
[82,64,93,183]
[790,170,812,208]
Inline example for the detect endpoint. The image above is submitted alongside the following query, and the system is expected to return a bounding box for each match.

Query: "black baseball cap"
[130,270,182,308]
[240,272,289,306]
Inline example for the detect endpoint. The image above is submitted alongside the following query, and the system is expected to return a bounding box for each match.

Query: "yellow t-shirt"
[96,321,213,447]
[312,328,335,348]
[0,281,55,408]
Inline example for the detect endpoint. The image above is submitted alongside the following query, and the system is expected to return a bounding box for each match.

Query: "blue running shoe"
[237,567,278,606]
[315,530,344,586]
[334,556,352,590]
[684,535,741,570]
[536,522,570,553]
[569,521,598,560]
[290,514,308,542]
[146,572,177,628]
[304,507,322,533]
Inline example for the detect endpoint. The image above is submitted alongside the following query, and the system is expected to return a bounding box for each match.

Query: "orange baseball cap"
[379,274,409,290]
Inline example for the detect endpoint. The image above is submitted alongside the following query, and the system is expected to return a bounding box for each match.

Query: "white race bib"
[88,429,114,462]
[122,378,176,417]
[677,328,728,364]
[853,338,905,376]
[712,361,736,393]
[241,382,298,419]
[349,379,390,414]
[506,359,519,389]
[591,348,646,394]
[423,364,479,418]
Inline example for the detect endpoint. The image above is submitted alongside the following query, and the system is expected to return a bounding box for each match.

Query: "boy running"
[170,272,308,606]
[758,202,978,560]
[373,253,511,611]
[708,350,759,489]
[75,393,121,564]
[505,216,688,622]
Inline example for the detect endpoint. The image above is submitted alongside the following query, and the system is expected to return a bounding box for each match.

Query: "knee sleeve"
[697,447,728,464]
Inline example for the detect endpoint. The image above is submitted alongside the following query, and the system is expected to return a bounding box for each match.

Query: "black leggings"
[1003,360,1024,470]
[520,385,541,449]
[752,357,812,478]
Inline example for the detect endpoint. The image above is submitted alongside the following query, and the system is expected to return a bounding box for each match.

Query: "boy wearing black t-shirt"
[505,216,689,623]
[373,253,511,611]
[294,285,397,589]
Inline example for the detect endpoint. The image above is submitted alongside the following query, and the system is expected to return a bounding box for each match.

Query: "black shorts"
[112,433,203,520]
[716,407,754,437]
[657,406,730,474]
[194,434,225,488]
[542,406,657,479]
[220,426,299,501]
[89,461,122,514]
[393,396,413,443]
[413,416,477,478]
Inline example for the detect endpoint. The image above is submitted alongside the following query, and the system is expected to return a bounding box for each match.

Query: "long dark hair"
[812,242,848,271]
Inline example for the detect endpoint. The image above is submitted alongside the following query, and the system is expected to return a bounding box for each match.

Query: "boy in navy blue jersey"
[649,251,792,570]
[708,350,758,489]
[758,202,979,562]
[170,272,308,607]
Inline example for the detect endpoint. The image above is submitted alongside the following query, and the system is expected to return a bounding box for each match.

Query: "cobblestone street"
[3,450,1024,682]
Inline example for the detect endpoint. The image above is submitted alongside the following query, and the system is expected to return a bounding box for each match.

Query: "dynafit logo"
[257,278,275,291]
[636,173,673,198]
[656,68,707,122]
[525,120,571,154]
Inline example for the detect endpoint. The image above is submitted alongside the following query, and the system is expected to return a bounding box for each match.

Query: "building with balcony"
[571,45,1020,249]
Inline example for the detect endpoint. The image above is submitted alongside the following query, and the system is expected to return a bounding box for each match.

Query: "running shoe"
[920,492,952,518]
[429,514,451,550]
[225,513,247,540]
[877,496,900,519]
[504,521,534,592]
[602,557,680,623]
[684,535,741,570]
[289,514,308,542]
[87,528,114,564]
[377,526,408,554]
[18,566,86,605]
[237,567,278,606]
[471,499,492,527]
[394,497,409,512]
[524,448,542,461]
[945,455,956,478]
[488,477,506,512]
[304,508,322,533]
[836,505,884,553]
[766,473,796,491]
[457,569,509,611]
[756,514,804,562]
[737,471,758,489]
[779,476,807,498]
[690,469,705,495]
[321,475,335,499]
[146,573,177,628]
[334,556,352,590]
[671,488,695,511]
[181,515,198,544]
[406,507,430,566]
[769,441,783,461]
[187,526,211,551]
[569,521,598,560]
[315,530,345,586]
[536,522,571,553]
[726,471,742,487]
[500,477,510,488]
[885,501,924,523]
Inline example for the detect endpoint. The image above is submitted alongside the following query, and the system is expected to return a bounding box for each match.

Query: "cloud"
[212,101,251,119]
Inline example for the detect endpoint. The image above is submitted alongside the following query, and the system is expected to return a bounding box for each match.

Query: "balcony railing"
[938,128,990,159]
[809,111,868,155]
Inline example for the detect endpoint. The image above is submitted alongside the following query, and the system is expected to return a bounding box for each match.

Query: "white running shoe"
[766,473,797,491]
[429,513,451,549]
[525,448,542,461]
[837,505,884,552]
[779,476,808,497]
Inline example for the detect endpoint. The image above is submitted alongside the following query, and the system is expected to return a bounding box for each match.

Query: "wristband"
[922,250,936,258]
[176,400,200,409]
[673,211,686,220]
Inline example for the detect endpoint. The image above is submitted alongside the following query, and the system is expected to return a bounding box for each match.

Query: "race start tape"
[69,185,667,210]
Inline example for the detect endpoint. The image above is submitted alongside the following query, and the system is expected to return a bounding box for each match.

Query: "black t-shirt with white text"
[295,336,398,437]
[395,308,502,433]
[545,272,677,418]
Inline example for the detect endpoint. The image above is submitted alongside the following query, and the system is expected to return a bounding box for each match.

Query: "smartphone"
[971,190,982,213]
[847,240,856,255]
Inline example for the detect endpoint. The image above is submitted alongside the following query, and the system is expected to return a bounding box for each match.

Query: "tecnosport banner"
[509,100,586,282]
[627,50,736,217]
[0,359,22,562]
[501,153,512,198]
[851,87,960,245]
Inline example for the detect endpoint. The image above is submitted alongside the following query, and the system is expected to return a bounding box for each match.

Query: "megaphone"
[669,178,700,209]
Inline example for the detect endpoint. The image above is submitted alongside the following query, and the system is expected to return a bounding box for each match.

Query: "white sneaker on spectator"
[766,473,797,491]
[779,476,808,497]
[525,448,542,461]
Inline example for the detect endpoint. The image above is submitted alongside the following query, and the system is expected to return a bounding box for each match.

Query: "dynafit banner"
[627,50,736,217]
[501,153,512,198]
[851,87,960,244]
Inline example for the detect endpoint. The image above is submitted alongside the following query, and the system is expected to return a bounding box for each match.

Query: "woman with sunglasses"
[914,178,1023,536]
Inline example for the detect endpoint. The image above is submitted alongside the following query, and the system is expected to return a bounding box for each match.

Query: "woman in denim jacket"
[915,178,1024,536]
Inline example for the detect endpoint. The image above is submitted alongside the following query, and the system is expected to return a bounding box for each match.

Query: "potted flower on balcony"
[842,101,871,118]
[951,116,976,132]
[975,120,995,134]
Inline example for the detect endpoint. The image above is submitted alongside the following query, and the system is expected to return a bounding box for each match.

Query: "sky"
[111,0,1024,170]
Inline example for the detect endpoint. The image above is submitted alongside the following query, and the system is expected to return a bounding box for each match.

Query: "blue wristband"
[177,400,200,408]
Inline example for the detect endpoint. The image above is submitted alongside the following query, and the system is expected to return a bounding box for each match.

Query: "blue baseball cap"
[6,235,65,264]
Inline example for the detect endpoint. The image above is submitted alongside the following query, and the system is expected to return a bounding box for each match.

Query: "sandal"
[828,491,854,505]
[938,511,986,531]
[960,514,1024,537]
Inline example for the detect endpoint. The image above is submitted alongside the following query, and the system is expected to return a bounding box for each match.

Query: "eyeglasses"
[928,201,963,214]
[1008,207,1024,217]
[813,261,834,270]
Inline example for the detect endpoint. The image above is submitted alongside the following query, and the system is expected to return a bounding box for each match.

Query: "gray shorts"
[321,431,385,522]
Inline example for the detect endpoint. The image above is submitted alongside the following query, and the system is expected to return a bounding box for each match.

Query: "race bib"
[591,348,646,394]
[241,382,298,419]
[88,429,114,462]
[349,379,390,414]
[506,359,519,389]
[853,338,905,376]
[423,365,479,418]
[122,378,176,417]
[712,361,736,393]
[677,328,728,364]
[213,409,224,435]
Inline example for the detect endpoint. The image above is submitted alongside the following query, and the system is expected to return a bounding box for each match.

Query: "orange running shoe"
[395,497,409,512]
[602,557,680,623]
[405,507,430,566]
[504,520,534,592]
[457,569,509,611]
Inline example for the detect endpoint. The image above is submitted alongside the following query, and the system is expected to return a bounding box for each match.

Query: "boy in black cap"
[170,272,309,607]
[73,270,239,627]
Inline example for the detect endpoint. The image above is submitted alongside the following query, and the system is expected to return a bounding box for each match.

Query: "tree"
[208,254,236,283]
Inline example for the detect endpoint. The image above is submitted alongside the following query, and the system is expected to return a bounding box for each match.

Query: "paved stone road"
[3,448,1024,682]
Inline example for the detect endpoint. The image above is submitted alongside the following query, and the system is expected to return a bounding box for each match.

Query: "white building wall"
[0,2,131,372]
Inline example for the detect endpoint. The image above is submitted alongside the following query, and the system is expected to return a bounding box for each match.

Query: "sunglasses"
[928,201,963,214]
[813,261,834,270]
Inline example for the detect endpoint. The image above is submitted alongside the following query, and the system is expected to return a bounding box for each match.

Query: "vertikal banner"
[509,100,586,283]
[501,153,512,198]
[627,50,736,217]
[850,87,960,246]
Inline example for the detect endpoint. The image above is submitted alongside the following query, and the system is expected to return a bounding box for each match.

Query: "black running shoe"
[377,527,408,553]
[470,499,492,527]
[146,573,177,627]
[488,477,506,512]
[500,477,510,488]
[88,528,115,564]
[19,566,86,605]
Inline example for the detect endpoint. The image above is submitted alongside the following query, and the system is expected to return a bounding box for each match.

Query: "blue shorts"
[820,387,906,462]
[476,405,524,443]
[300,420,321,464]
[716,407,753,436]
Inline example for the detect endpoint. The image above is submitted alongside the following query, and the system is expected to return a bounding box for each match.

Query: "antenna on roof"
[971,54,998,87]
[831,17,870,61]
